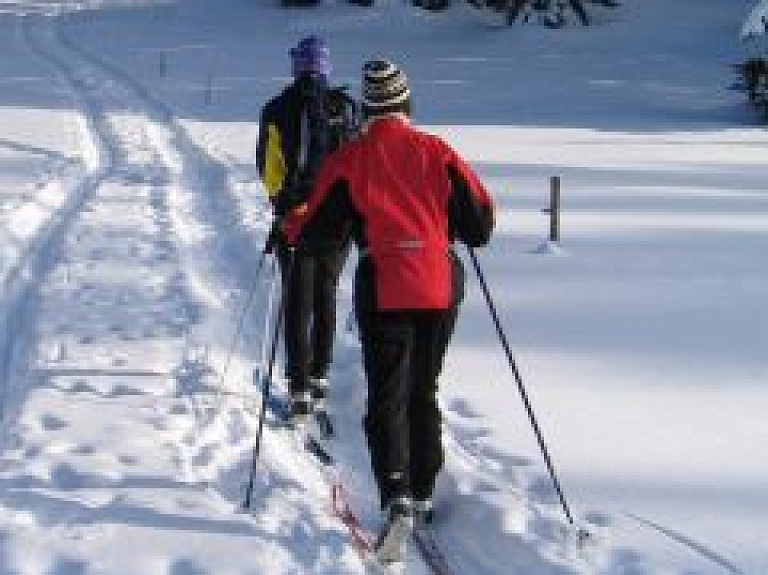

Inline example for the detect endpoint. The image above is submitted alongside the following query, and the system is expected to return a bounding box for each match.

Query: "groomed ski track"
[0,8,524,574]
[2,9,436,575]
[1,10,373,575]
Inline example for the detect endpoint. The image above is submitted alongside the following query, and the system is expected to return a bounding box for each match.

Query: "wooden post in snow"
[547,176,561,243]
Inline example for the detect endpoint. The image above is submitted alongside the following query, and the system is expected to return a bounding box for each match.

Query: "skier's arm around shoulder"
[282,145,352,246]
[440,141,495,248]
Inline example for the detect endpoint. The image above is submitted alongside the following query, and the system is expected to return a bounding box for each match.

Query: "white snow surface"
[1,0,766,574]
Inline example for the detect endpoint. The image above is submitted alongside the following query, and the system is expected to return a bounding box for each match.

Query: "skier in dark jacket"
[284,59,494,564]
[257,36,349,423]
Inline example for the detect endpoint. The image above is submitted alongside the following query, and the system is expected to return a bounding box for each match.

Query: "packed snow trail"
[20,13,193,384]
[2,11,438,574]
[0,16,102,425]
[0,13,366,574]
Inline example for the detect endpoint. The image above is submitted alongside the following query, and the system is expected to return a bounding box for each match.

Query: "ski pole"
[219,247,270,387]
[239,257,278,412]
[466,246,576,526]
[243,281,286,509]
[243,248,294,509]
[255,258,279,387]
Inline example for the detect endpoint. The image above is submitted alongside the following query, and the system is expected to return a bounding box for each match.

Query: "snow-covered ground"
[1,0,766,573]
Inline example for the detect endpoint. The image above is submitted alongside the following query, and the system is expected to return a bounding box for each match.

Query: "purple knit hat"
[291,36,332,77]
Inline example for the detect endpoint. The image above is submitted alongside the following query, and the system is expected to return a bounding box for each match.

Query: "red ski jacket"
[284,116,494,310]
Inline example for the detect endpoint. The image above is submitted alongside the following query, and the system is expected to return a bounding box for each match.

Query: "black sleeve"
[297,179,356,255]
[447,165,494,248]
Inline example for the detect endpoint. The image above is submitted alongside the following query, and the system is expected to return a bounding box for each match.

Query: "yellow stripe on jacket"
[263,123,286,199]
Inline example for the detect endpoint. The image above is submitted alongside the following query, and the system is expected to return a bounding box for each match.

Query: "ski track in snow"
[1,10,423,575]
[622,514,744,575]
[0,12,524,574]
[1,12,356,575]
[9,10,206,507]
[0,15,101,429]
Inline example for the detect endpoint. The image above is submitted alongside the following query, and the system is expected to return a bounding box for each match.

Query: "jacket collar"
[362,113,410,134]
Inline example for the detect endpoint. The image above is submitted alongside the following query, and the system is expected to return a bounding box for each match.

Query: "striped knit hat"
[362,59,411,116]
[291,36,332,77]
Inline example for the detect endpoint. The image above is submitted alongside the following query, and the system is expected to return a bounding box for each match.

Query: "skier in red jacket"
[284,59,494,564]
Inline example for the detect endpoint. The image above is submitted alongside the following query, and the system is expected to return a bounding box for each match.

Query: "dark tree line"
[503,0,620,27]
[286,0,619,25]
[412,0,619,26]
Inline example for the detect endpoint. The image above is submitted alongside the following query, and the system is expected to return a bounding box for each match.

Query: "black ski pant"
[354,253,464,508]
[277,241,347,395]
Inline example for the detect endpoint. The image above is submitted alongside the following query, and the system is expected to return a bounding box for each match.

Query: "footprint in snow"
[191,443,217,467]
[50,462,114,490]
[526,474,560,506]
[149,417,169,431]
[527,512,578,548]
[168,403,188,415]
[584,511,612,528]
[447,397,483,419]
[108,383,143,398]
[24,444,43,458]
[118,454,139,466]
[71,444,96,456]
[169,558,207,575]
[69,379,100,394]
[608,548,652,575]
[41,413,69,431]
[47,557,88,575]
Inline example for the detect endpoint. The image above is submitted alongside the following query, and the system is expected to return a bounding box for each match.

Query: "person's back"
[284,58,494,565]
[257,36,352,425]
[321,117,463,309]
[260,68,331,217]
